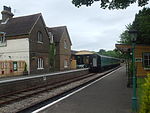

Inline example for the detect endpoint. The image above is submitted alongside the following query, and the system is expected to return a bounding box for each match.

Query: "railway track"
[0,67,120,113]
[0,72,95,107]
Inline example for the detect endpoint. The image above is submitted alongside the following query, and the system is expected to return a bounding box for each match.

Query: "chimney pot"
[4,6,11,12]
[1,6,14,22]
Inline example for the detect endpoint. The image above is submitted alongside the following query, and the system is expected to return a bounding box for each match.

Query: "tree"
[132,7,150,44]
[49,43,56,71]
[118,24,132,44]
[98,49,106,55]
[72,0,149,9]
[119,7,150,45]
[97,49,123,58]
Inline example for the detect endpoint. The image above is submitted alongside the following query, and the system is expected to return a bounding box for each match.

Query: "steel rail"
[17,66,120,113]
[0,73,95,106]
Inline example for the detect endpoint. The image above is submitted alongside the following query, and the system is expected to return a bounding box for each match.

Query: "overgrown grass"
[137,78,145,112]
[137,76,150,113]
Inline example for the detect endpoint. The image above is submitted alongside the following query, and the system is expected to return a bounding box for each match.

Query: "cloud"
[0,0,147,51]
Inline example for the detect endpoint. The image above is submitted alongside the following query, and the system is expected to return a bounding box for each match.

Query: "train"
[75,51,120,72]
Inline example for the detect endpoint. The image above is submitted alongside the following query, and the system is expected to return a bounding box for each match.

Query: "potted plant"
[23,62,28,75]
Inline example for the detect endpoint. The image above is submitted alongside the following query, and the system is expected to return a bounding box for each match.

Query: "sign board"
[13,61,18,71]
[135,58,142,62]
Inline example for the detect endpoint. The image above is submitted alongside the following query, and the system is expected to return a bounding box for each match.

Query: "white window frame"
[37,58,44,70]
[93,58,97,67]
[37,31,43,43]
[48,32,54,44]
[64,40,68,49]
[143,53,150,68]
[0,32,6,47]
[64,60,68,68]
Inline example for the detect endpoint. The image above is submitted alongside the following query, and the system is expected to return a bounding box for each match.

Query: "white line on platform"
[32,67,121,113]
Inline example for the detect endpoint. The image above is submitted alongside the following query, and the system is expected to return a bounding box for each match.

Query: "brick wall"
[29,16,50,74]
[55,31,71,71]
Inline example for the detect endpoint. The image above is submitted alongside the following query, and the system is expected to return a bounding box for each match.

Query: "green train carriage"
[75,51,120,72]
[89,54,120,72]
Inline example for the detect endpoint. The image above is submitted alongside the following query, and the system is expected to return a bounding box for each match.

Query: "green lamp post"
[128,29,137,112]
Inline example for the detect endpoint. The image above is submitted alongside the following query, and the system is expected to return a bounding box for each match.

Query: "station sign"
[135,58,142,62]
[13,61,18,71]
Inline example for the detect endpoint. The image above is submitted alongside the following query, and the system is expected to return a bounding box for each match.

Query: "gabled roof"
[47,26,72,45]
[71,50,78,55]
[0,13,41,37]
[75,50,94,55]
[115,44,131,53]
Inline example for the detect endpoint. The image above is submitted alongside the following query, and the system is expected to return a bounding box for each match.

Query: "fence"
[0,60,26,77]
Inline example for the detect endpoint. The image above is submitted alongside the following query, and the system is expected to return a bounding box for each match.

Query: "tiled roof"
[71,50,78,55]
[47,26,66,43]
[0,13,41,37]
[75,51,94,55]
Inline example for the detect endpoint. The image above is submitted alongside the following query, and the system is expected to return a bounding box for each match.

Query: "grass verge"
[137,78,145,112]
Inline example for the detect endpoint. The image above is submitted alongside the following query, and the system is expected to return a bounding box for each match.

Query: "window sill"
[64,66,68,68]
[37,41,43,44]
[144,68,150,70]
[37,68,44,70]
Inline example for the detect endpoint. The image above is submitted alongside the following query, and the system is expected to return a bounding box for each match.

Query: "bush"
[139,74,150,113]
[24,62,27,72]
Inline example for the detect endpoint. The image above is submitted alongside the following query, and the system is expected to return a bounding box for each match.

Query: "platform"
[36,66,132,113]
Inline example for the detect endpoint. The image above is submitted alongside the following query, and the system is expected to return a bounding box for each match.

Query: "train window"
[93,58,97,67]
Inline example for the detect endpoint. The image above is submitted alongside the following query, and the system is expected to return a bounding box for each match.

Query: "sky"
[0,0,149,52]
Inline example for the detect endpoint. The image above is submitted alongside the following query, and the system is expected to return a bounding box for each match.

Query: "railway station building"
[47,26,72,71]
[116,44,150,77]
[0,6,50,76]
[0,6,72,77]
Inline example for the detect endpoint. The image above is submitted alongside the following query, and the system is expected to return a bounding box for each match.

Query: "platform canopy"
[75,50,94,55]
[115,44,132,53]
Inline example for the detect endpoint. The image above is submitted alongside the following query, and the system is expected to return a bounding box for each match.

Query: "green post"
[132,42,137,112]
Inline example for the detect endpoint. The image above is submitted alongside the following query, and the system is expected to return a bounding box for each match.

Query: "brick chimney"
[1,6,14,22]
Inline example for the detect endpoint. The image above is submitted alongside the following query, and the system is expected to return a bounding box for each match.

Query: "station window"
[37,31,43,43]
[48,32,54,44]
[0,62,4,68]
[0,32,6,46]
[143,53,150,68]
[64,60,68,68]
[37,58,44,69]
[64,40,67,49]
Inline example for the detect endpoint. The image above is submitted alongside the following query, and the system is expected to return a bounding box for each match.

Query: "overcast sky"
[0,0,149,51]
